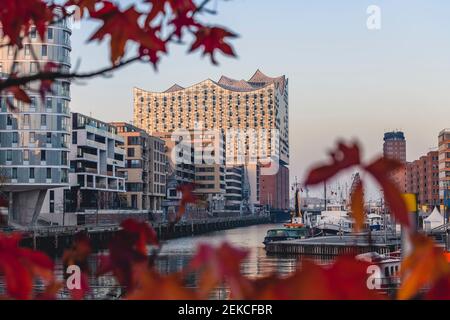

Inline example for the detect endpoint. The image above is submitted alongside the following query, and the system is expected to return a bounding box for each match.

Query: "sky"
[69,0,450,198]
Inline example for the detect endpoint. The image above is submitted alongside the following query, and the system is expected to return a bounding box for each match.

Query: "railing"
[429,223,450,234]
[17,215,271,238]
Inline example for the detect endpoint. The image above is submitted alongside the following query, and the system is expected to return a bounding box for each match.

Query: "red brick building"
[383,131,407,192]
[406,151,440,210]
[260,164,290,210]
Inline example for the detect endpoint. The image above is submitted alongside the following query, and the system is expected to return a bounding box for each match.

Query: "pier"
[265,234,401,256]
[18,215,271,252]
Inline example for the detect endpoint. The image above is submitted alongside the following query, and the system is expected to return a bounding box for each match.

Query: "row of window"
[10,167,67,181]
[4,149,68,164]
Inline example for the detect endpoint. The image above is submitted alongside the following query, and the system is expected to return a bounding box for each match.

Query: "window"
[47,168,52,179]
[72,131,77,144]
[29,168,35,179]
[12,132,18,144]
[7,114,13,126]
[46,97,52,109]
[24,150,29,161]
[30,62,38,73]
[12,168,17,179]
[6,150,12,161]
[25,44,31,56]
[30,27,37,39]
[41,45,47,56]
[41,150,46,161]
[29,132,35,143]
[46,132,52,144]
[41,114,47,126]
[127,148,135,157]
[24,114,30,126]
[30,96,37,108]
[47,28,53,40]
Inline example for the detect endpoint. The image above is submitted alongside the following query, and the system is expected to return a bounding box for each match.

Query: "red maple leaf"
[5,85,31,106]
[65,0,100,15]
[124,269,198,300]
[189,26,238,65]
[398,234,450,300]
[62,232,92,300]
[425,276,450,300]
[0,0,55,47]
[97,219,158,289]
[89,2,167,66]
[188,243,249,298]
[145,0,196,23]
[0,233,54,300]
[364,158,409,227]
[240,255,383,300]
[170,11,200,38]
[174,183,198,222]
[304,142,361,186]
[138,27,167,67]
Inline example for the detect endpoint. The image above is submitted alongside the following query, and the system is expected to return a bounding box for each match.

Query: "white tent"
[423,207,444,231]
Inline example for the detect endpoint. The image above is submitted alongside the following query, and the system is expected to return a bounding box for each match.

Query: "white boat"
[368,213,384,231]
[356,252,401,290]
[313,208,355,236]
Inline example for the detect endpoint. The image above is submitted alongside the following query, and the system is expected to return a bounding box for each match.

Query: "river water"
[83,223,332,299]
[157,223,298,277]
[1,223,331,299]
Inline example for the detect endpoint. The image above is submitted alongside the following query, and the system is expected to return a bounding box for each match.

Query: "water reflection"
[3,224,334,299]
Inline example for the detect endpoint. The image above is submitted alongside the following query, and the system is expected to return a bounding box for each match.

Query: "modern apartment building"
[157,129,228,215]
[0,19,72,226]
[406,151,440,210]
[111,122,166,216]
[438,129,450,211]
[156,131,195,217]
[133,70,290,211]
[64,113,126,220]
[383,131,407,193]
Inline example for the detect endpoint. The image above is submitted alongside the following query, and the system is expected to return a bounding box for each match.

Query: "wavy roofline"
[134,70,287,95]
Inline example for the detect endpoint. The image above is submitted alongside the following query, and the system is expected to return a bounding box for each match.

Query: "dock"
[17,215,271,252]
[265,234,401,256]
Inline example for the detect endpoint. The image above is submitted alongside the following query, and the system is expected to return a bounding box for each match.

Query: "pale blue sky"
[70,0,450,196]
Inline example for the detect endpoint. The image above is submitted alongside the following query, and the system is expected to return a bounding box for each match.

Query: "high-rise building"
[383,131,406,163]
[383,131,407,192]
[0,19,72,226]
[406,151,440,210]
[438,129,450,211]
[133,70,290,211]
[111,122,166,217]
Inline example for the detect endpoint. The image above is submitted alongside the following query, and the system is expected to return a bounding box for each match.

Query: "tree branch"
[0,56,141,91]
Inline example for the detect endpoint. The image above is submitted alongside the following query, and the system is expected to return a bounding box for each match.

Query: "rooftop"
[136,69,287,95]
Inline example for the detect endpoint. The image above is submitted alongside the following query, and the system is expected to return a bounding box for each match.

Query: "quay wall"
[19,215,271,253]
[265,241,397,256]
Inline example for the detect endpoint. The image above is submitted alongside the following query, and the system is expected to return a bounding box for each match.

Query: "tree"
[0,0,238,105]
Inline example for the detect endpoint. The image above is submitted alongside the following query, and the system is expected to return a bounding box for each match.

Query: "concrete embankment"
[265,234,401,256]
[18,215,271,253]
